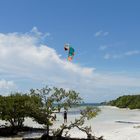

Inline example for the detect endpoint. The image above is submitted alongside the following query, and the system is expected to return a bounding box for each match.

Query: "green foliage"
[0,93,41,128]
[0,86,99,138]
[108,94,140,109]
[28,86,83,136]
[80,106,100,120]
[51,87,83,111]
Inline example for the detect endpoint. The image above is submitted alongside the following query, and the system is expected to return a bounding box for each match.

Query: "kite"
[64,43,75,61]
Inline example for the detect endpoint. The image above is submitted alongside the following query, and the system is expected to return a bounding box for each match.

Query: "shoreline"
[0,106,140,140]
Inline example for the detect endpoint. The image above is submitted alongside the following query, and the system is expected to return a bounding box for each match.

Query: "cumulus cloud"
[0,28,140,101]
[31,26,51,38]
[0,28,95,91]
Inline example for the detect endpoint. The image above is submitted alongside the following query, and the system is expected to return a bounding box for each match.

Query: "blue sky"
[0,0,140,102]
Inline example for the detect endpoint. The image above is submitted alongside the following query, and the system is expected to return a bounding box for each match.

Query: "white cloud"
[104,53,111,59]
[94,30,109,37]
[0,28,140,102]
[104,50,140,60]
[99,45,108,51]
[124,50,140,56]
[0,79,16,89]
[30,26,51,40]
[0,28,95,90]
[31,26,43,36]
[94,30,103,37]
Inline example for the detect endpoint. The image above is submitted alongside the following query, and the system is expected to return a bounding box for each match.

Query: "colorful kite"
[64,43,75,61]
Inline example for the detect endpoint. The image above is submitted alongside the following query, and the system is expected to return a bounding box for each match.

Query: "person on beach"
[64,110,67,123]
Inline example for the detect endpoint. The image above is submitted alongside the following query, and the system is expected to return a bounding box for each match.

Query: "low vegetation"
[108,94,140,109]
[0,86,103,140]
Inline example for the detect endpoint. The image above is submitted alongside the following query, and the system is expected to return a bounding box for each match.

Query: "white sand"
[52,106,140,140]
[92,106,140,140]
[0,106,140,140]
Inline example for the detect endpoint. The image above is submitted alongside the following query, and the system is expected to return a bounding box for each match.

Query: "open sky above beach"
[0,0,140,102]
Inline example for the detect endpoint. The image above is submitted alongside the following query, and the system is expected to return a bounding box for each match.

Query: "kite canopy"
[64,43,69,50]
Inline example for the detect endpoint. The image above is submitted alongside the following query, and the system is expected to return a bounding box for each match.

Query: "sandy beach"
[51,106,140,140]
[0,106,140,140]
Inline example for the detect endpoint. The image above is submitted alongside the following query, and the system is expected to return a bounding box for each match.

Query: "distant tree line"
[108,94,140,109]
